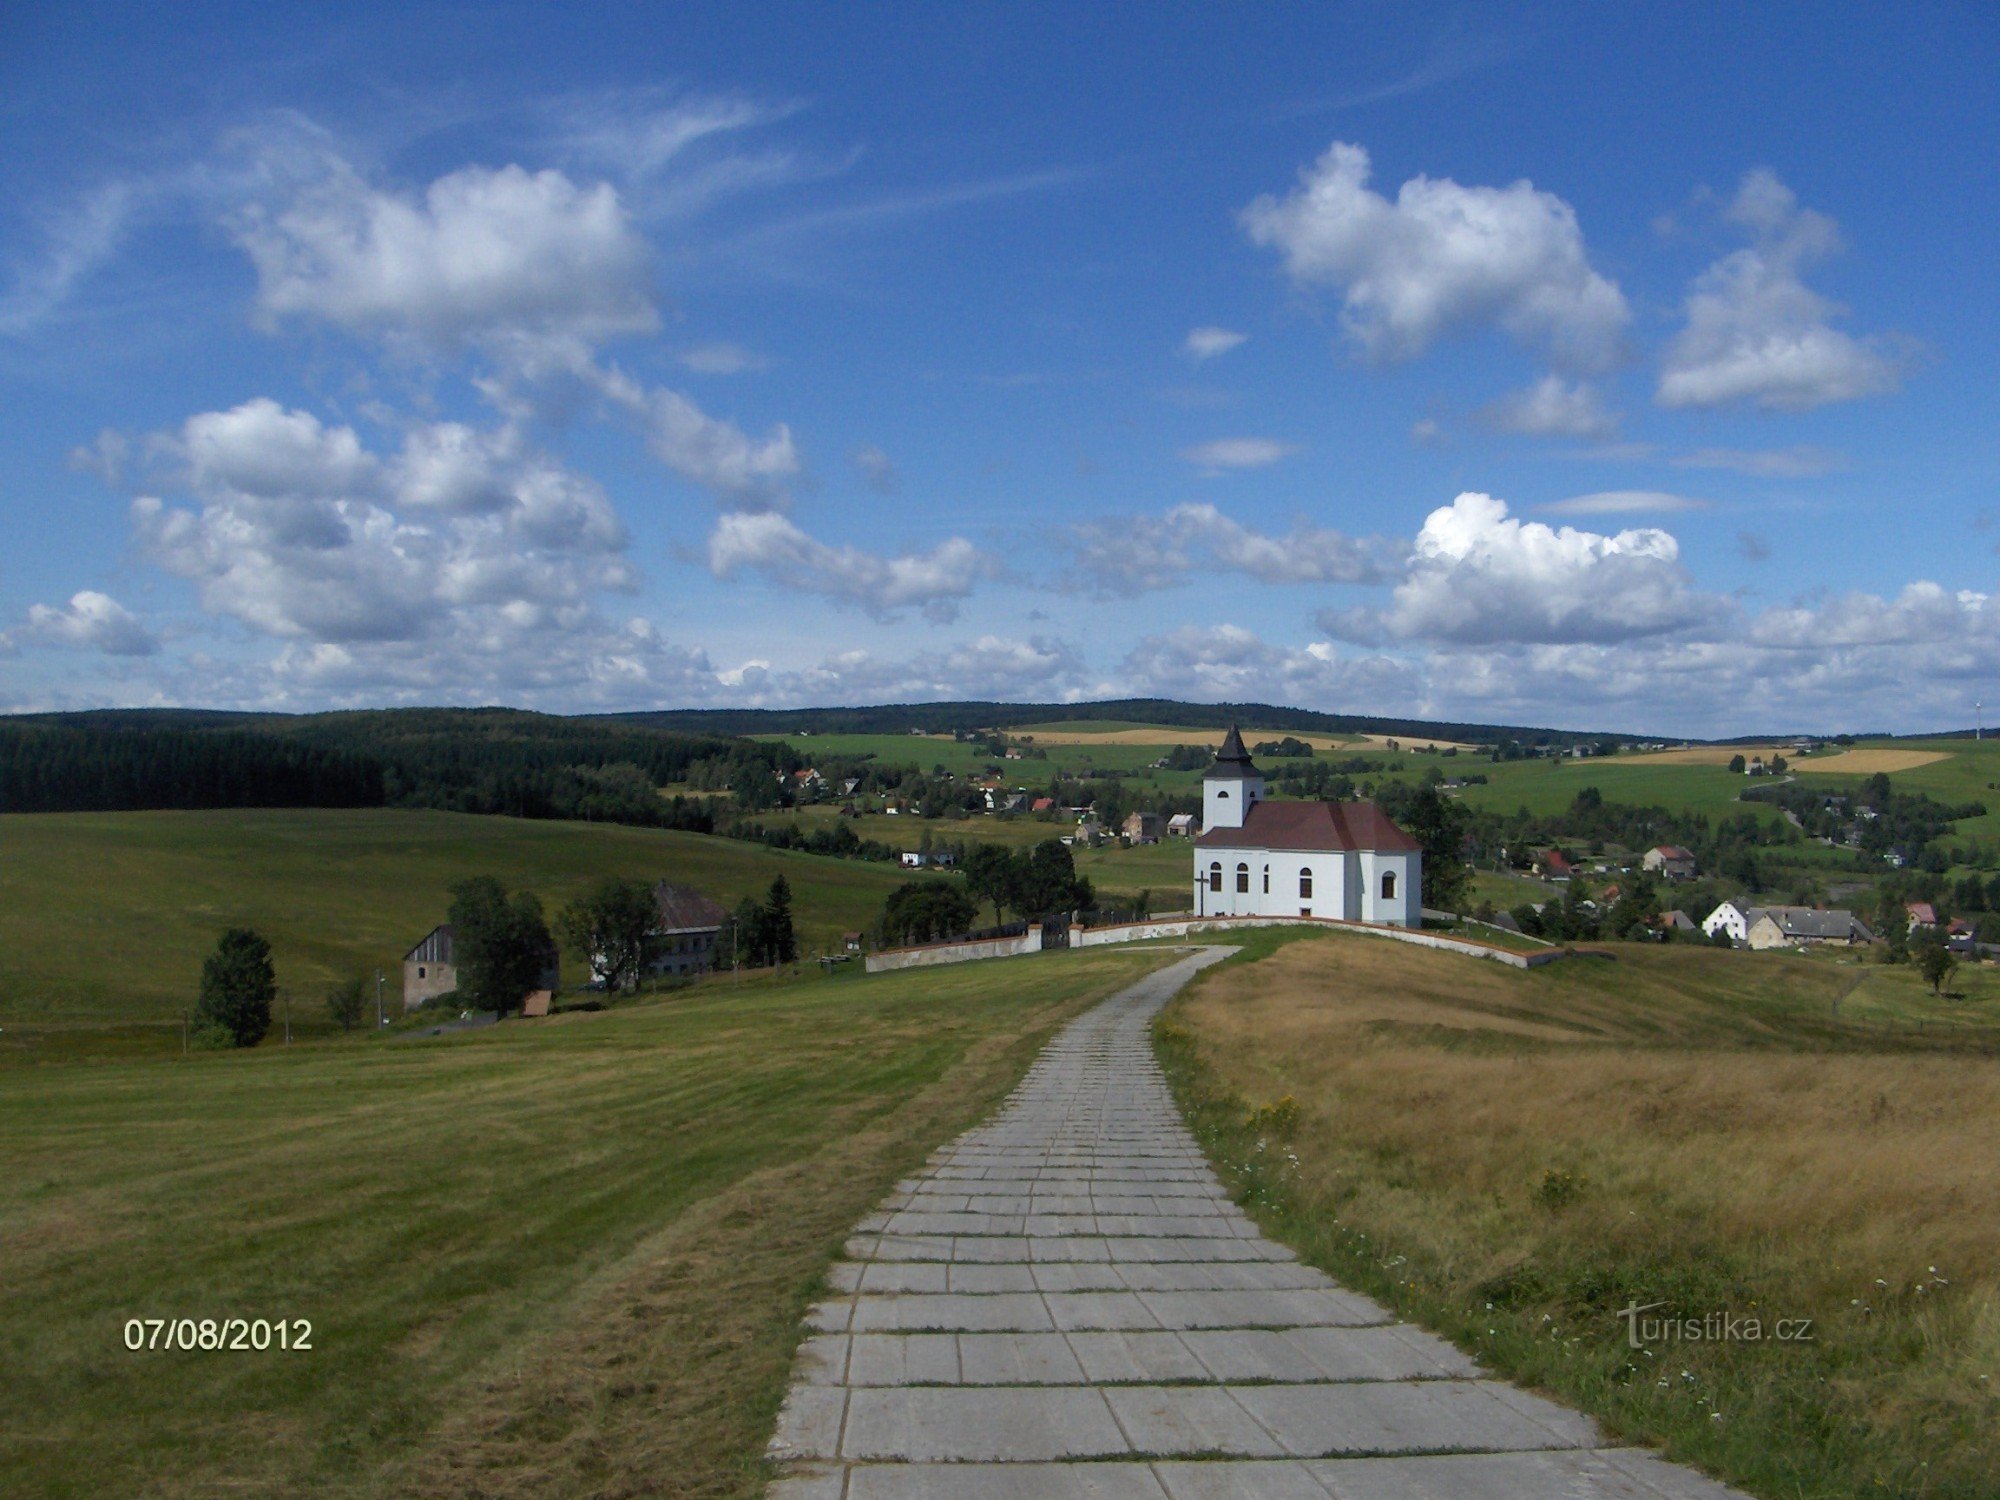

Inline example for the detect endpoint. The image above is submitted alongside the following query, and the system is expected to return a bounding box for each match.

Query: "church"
[1191,728,1422,925]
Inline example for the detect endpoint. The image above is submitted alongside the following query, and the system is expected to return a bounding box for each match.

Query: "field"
[0,809,934,1044]
[751,729,1200,782]
[1455,757,1788,826]
[0,946,1175,1498]
[1158,932,2000,1498]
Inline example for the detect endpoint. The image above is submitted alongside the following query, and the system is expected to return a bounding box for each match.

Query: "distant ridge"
[598,698,1630,746]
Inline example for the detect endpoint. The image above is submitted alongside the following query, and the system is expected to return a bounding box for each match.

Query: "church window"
[1208,862,1222,892]
[1381,871,1397,900]
[1262,865,1269,893]
[1299,868,1314,899]
[1235,862,1249,893]
[1216,789,1230,799]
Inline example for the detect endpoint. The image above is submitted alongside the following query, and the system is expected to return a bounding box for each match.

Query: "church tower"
[1201,725,1263,832]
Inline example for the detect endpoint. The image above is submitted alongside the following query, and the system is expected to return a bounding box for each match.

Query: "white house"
[1192,728,1421,926]
[1702,900,1759,944]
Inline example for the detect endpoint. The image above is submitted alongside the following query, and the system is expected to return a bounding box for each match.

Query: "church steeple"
[1213,724,1258,776]
[1202,725,1264,832]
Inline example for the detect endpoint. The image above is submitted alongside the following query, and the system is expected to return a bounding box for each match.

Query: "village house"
[1534,848,1575,882]
[899,851,929,869]
[1642,845,1698,880]
[1165,812,1199,839]
[1702,900,1759,944]
[1193,729,1421,925]
[1906,901,1940,930]
[1123,811,1163,844]
[1745,907,1874,950]
[402,923,560,1011]
[645,883,730,976]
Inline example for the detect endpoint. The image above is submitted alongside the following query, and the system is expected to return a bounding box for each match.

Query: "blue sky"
[2,1,1995,736]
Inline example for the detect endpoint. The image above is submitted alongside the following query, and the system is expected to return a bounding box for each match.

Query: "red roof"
[1906,901,1939,925]
[1541,850,1574,875]
[1194,798,1418,854]
[1651,845,1695,861]
[1031,796,1055,811]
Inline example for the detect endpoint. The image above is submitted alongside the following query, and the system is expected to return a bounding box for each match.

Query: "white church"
[1192,727,1422,926]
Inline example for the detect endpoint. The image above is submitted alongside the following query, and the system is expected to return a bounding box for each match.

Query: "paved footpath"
[769,948,1747,1499]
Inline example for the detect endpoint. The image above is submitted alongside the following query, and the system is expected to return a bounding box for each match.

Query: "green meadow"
[0,948,1175,1498]
[0,809,929,1044]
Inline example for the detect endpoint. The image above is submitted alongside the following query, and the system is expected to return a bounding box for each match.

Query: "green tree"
[765,875,798,964]
[1606,877,1663,941]
[555,876,657,992]
[447,877,553,1017]
[725,896,768,968]
[881,882,978,945]
[1874,886,1910,964]
[1401,782,1470,913]
[1015,840,1091,918]
[1912,924,1957,994]
[324,975,368,1032]
[963,844,1017,924]
[1727,754,1746,774]
[197,927,275,1048]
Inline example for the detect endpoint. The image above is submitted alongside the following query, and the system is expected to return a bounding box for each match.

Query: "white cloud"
[548,89,804,184]
[1067,503,1381,597]
[705,511,994,622]
[235,158,657,349]
[1657,169,1905,411]
[1673,444,1844,479]
[677,341,767,374]
[852,445,899,493]
[132,402,632,647]
[1325,491,1706,646]
[1479,374,1618,439]
[1409,417,1447,447]
[572,357,800,506]
[1183,326,1248,361]
[1179,437,1300,474]
[1119,625,1413,710]
[1241,141,1629,370]
[12,591,159,656]
[1538,491,1709,517]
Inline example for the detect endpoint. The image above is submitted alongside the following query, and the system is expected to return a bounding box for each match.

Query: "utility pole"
[283,987,292,1045]
[1978,702,1983,741]
[375,970,385,1029]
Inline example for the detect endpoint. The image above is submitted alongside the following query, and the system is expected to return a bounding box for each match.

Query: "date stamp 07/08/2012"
[122,1317,312,1352]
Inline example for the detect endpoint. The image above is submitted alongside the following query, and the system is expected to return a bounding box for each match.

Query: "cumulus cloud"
[852,445,899,493]
[1119,624,1413,709]
[1325,491,1707,646]
[1066,503,1382,597]
[1657,169,1905,411]
[131,400,632,647]
[1479,374,1618,439]
[235,157,657,349]
[12,591,160,656]
[705,511,994,621]
[1179,437,1300,473]
[1241,141,1629,370]
[1183,326,1248,361]
[1538,491,1710,517]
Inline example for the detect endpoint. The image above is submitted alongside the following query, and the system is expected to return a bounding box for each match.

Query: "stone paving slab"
[768,948,1750,1498]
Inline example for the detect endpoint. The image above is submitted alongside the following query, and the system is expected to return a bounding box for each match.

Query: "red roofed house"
[1192,727,1421,925]
[1535,849,1575,881]
[1906,901,1939,930]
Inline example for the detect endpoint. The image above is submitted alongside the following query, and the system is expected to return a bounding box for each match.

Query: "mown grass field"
[0,809,932,1042]
[1158,931,2000,1499]
[0,947,1175,1499]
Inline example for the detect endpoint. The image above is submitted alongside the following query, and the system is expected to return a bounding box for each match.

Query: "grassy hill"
[0,948,1176,1498]
[0,809,929,1047]
[1162,931,2000,1499]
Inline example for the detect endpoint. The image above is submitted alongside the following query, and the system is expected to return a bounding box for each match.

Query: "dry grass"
[1160,934,2000,1498]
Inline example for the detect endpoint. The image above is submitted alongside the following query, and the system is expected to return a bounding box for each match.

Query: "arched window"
[1262,865,1270,894]
[1235,862,1250,893]
[1216,789,1230,799]
[1208,862,1222,892]
[1381,871,1397,901]
[1299,868,1314,899]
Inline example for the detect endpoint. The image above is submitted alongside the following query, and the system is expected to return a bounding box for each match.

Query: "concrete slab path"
[769,947,1747,1498]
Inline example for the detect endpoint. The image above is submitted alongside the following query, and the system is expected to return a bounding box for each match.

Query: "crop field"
[1455,757,1786,826]
[0,947,1176,1498]
[1159,931,2000,1499]
[0,809,931,1043]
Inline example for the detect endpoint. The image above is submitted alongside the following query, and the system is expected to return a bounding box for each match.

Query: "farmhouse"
[1123,811,1163,843]
[402,923,560,1010]
[1166,812,1199,838]
[1193,728,1421,925]
[1745,907,1875,950]
[646,882,729,976]
[1642,845,1698,880]
[1702,900,1759,944]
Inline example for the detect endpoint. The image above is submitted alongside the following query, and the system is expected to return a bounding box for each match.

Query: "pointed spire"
[1212,724,1259,775]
